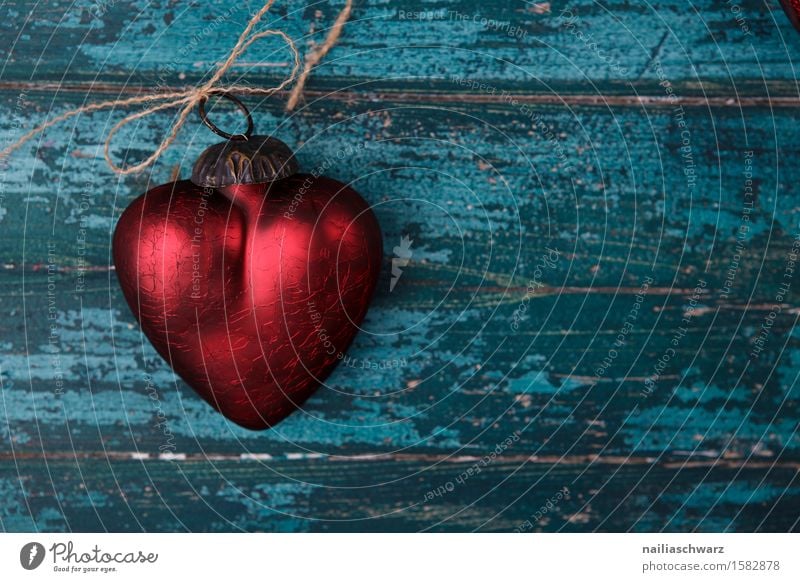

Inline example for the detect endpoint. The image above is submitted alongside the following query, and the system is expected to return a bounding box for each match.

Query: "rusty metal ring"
[198,91,254,141]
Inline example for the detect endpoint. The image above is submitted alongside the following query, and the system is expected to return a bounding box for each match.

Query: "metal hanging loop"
[198,91,255,141]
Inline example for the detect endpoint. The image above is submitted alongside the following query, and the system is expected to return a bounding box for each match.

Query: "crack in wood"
[2,81,799,108]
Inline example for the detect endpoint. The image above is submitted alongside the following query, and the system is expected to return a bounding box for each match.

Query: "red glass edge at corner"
[780,0,800,32]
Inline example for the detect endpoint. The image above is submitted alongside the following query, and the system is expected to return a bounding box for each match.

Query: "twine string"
[285,0,353,111]
[0,0,353,175]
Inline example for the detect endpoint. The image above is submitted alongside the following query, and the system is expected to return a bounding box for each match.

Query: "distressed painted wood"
[1,0,800,532]
[3,90,800,272]
[0,0,799,95]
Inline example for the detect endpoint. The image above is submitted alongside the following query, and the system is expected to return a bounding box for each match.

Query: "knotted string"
[0,0,353,175]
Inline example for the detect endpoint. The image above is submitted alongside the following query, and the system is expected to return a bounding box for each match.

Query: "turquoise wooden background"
[1,0,799,532]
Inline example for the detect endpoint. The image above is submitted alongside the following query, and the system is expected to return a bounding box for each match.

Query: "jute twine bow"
[0,0,353,175]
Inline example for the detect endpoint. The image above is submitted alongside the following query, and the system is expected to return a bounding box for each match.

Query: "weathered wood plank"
[0,1,798,95]
[2,267,799,458]
[2,457,798,532]
[2,89,800,275]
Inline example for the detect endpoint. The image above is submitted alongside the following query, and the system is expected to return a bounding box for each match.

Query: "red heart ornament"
[113,137,383,429]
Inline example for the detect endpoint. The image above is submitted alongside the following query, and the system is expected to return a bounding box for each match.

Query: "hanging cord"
[285,0,353,111]
[0,0,353,175]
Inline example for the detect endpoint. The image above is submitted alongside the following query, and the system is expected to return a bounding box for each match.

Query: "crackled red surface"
[113,176,383,429]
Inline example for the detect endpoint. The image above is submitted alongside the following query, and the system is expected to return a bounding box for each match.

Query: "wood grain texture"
[3,457,799,532]
[1,0,800,532]
[0,0,799,95]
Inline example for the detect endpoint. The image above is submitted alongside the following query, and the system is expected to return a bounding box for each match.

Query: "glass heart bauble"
[112,136,383,429]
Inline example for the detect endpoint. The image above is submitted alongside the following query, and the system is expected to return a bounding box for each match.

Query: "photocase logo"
[390,235,414,292]
[20,542,45,570]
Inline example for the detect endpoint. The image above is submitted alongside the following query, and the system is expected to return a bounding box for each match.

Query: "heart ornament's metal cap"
[191,136,299,188]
